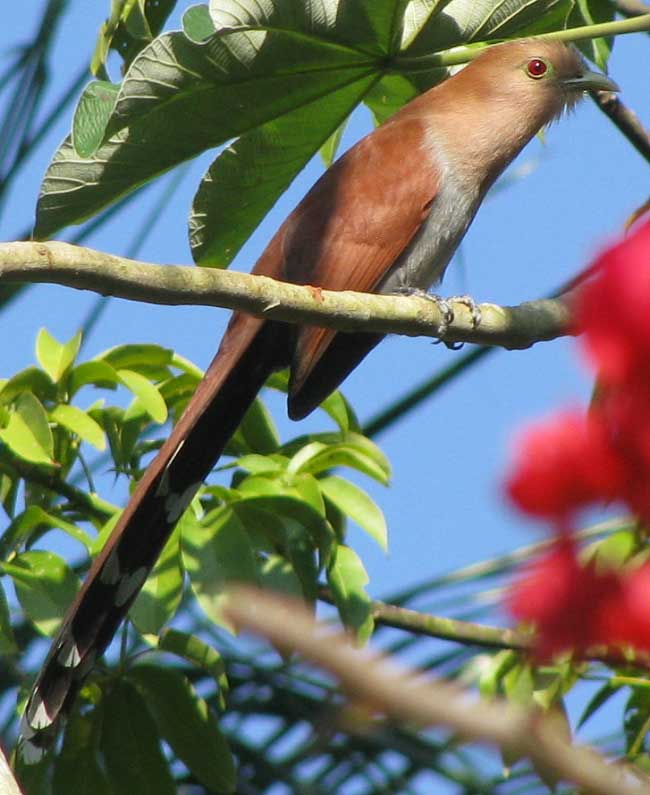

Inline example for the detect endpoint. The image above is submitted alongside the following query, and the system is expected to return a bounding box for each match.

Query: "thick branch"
[0,241,573,350]
[226,587,648,795]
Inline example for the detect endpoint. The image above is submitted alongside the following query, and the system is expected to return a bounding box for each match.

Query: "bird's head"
[424,39,619,188]
[466,39,619,120]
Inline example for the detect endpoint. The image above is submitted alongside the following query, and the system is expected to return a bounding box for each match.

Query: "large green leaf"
[208,0,405,54]
[34,29,375,238]
[128,664,236,793]
[190,75,376,267]
[405,0,573,52]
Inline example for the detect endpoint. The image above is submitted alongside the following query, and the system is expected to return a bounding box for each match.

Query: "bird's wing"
[260,113,441,414]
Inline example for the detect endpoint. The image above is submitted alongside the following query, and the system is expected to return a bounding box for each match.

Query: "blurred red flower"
[505,409,626,521]
[577,221,650,386]
[508,537,650,659]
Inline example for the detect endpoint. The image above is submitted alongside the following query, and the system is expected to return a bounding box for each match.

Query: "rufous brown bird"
[20,39,617,760]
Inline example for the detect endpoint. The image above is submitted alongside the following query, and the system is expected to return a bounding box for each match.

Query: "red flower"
[599,383,650,521]
[576,221,650,386]
[508,536,623,658]
[598,564,650,652]
[505,409,626,521]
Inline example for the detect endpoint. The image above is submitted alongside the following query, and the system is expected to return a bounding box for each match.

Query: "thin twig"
[0,451,116,522]
[318,585,530,650]
[592,90,650,164]
[616,0,650,16]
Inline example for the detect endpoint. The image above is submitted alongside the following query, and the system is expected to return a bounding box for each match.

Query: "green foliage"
[1,327,388,790]
[3,1,628,793]
[33,0,607,263]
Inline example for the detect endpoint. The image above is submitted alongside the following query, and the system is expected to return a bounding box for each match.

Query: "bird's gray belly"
[378,178,480,295]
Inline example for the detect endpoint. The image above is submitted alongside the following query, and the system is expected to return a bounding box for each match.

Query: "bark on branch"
[0,241,574,350]
[226,587,649,795]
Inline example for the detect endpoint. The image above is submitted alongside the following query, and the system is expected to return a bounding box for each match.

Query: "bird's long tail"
[20,315,289,760]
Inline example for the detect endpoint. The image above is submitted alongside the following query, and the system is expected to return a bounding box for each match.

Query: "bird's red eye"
[527,58,548,78]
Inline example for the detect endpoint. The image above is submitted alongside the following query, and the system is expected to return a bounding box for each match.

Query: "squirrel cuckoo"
[20,39,617,760]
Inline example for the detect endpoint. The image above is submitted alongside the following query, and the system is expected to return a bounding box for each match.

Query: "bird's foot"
[400,288,454,338]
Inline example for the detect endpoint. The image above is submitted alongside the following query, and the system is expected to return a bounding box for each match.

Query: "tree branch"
[318,585,530,649]
[592,90,650,165]
[0,241,574,350]
[615,0,650,16]
[226,587,649,795]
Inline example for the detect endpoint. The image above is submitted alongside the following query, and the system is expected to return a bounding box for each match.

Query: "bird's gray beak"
[562,68,619,93]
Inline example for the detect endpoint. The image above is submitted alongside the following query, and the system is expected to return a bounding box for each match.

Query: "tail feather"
[20,317,290,759]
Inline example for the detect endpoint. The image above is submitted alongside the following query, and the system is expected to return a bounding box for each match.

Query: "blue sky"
[3,0,650,760]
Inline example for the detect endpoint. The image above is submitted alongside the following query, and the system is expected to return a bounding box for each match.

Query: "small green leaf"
[101,680,175,795]
[289,439,390,483]
[0,393,54,465]
[233,500,320,598]
[0,584,17,654]
[183,4,216,42]
[4,551,79,636]
[50,404,106,450]
[478,650,519,700]
[182,506,258,628]
[364,74,419,124]
[503,661,535,705]
[72,81,120,157]
[226,397,279,456]
[158,628,227,691]
[67,360,120,395]
[99,344,174,375]
[625,688,650,756]
[319,117,348,167]
[318,389,360,433]
[0,367,56,404]
[320,475,387,551]
[327,544,373,642]
[117,369,168,424]
[578,681,618,729]
[128,664,236,792]
[36,329,82,382]
[235,454,286,475]
[130,525,183,635]
[585,530,635,569]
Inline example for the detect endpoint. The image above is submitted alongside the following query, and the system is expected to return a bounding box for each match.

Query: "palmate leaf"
[404,0,574,53]
[33,28,375,238]
[189,76,377,267]
[33,0,587,254]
